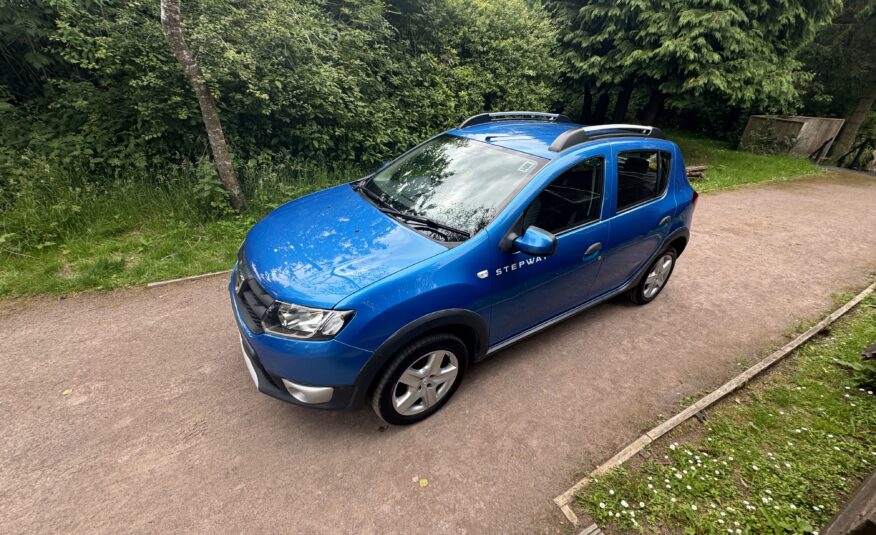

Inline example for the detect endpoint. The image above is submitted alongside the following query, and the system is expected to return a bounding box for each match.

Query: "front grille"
[234,252,275,333]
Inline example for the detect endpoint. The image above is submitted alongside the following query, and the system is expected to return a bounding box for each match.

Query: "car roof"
[448,120,582,160]
[448,120,675,160]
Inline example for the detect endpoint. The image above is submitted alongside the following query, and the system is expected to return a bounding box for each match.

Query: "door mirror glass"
[514,226,557,256]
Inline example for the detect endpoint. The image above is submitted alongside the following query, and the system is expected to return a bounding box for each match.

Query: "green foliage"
[799,0,876,118]
[0,0,560,172]
[561,0,842,115]
[580,296,876,534]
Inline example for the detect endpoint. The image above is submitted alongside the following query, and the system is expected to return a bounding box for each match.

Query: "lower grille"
[234,253,275,333]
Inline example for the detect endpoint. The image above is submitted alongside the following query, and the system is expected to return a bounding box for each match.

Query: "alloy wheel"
[392,350,459,416]
[643,253,674,299]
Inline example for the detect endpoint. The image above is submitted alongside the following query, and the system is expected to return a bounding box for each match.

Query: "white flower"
[670,443,677,450]
[607,511,613,517]
[620,500,629,508]
[686,485,692,490]
[670,497,677,503]
[599,502,606,509]
[666,484,672,489]
[728,456,734,461]
[766,489,772,495]
[790,504,797,510]
[609,489,615,495]
[735,530,742,534]
[691,504,697,511]
[639,502,645,508]
[752,465,759,471]
[647,483,654,489]
[718,519,725,525]
[785,462,792,468]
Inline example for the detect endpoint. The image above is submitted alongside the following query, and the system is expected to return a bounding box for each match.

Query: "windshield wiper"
[390,211,471,239]
[355,183,470,239]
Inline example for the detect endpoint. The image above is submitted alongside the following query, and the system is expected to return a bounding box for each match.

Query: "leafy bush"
[0,0,561,173]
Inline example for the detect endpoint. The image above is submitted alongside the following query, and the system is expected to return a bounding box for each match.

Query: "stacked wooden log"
[686,165,709,180]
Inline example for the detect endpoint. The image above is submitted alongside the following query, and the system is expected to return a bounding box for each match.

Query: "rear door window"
[616,150,671,212]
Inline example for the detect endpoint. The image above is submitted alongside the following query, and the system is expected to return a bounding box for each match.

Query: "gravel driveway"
[2,172,875,534]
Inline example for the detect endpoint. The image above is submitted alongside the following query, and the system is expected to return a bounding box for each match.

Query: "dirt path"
[2,173,875,534]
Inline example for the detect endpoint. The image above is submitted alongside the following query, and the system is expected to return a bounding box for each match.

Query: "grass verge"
[578,294,876,534]
[0,159,362,297]
[671,131,822,193]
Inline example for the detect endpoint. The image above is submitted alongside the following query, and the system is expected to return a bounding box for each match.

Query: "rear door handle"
[584,242,602,256]
[658,215,672,226]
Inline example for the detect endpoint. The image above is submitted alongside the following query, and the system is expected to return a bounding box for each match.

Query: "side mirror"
[514,226,557,257]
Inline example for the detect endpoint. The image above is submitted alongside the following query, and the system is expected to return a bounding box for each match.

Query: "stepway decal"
[496,255,547,276]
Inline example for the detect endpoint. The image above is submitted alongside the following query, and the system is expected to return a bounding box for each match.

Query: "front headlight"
[264,301,354,340]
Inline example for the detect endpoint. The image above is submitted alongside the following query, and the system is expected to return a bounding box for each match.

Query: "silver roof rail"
[548,124,666,152]
[458,111,571,130]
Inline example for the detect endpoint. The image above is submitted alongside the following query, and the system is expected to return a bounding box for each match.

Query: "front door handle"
[584,242,602,256]
[658,215,672,226]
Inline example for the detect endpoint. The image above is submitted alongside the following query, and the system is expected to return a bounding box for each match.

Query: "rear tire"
[371,333,467,425]
[628,248,677,305]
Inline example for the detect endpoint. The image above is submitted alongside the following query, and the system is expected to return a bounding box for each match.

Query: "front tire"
[371,333,468,425]
[628,248,677,305]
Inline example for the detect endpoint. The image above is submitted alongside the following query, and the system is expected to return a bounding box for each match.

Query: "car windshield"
[362,134,547,238]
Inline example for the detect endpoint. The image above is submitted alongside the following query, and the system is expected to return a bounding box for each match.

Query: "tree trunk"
[581,84,593,124]
[639,88,665,126]
[829,79,876,162]
[592,92,609,124]
[612,80,634,122]
[160,0,246,211]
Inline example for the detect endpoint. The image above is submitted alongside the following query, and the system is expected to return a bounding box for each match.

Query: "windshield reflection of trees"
[373,136,510,237]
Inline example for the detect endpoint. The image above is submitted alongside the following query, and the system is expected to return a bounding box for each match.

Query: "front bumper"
[230,266,373,410]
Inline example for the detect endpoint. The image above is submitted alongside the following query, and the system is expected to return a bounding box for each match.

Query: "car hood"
[241,184,446,308]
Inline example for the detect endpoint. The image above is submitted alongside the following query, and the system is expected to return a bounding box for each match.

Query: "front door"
[489,156,609,345]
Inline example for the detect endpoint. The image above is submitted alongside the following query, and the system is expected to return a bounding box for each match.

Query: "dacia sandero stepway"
[230,112,697,424]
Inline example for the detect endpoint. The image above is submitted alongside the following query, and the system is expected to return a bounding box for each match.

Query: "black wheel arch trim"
[348,308,489,409]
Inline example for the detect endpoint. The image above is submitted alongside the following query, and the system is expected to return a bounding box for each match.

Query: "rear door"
[589,143,677,297]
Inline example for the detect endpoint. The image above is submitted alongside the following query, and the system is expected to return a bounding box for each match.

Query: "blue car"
[230,112,697,424]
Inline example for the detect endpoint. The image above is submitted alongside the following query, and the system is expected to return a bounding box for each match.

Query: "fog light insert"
[281,379,334,404]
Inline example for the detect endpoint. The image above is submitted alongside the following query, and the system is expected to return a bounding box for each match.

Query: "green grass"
[671,131,823,193]
[0,130,826,298]
[579,295,876,534]
[0,159,363,297]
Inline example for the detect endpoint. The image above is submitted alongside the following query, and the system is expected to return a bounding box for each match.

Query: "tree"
[561,0,843,124]
[159,0,245,211]
[809,0,876,160]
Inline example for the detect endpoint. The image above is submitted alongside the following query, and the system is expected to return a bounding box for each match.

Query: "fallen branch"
[686,165,709,180]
